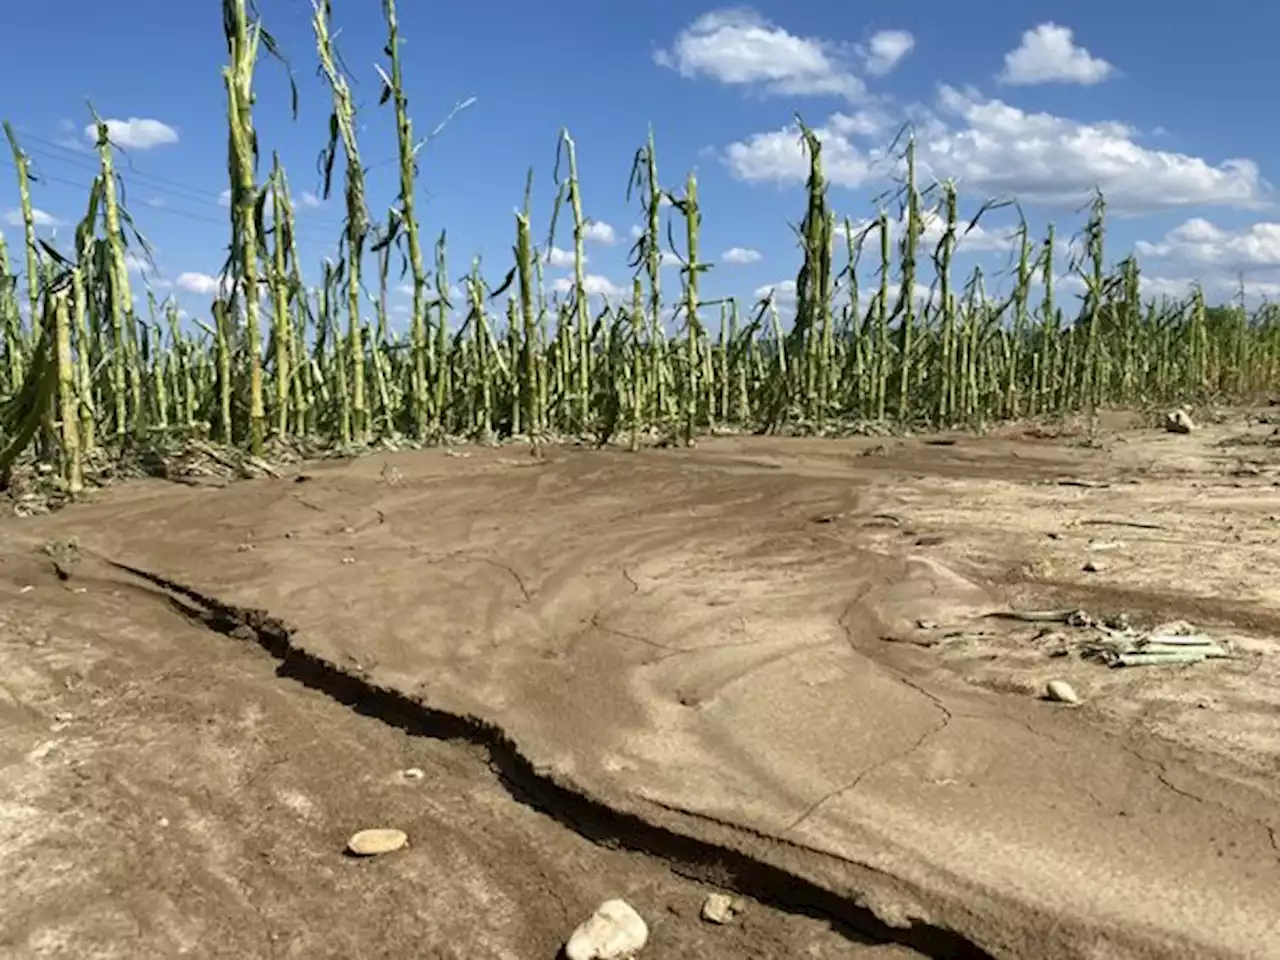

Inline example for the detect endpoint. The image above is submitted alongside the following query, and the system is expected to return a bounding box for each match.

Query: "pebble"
[400,767,425,782]
[700,892,744,924]
[1081,559,1101,573]
[564,898,648,960]
[1045,680,1082,705]
[346,828,408,856]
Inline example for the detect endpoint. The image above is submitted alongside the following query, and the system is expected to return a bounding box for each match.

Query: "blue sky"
[2,0,1279,328]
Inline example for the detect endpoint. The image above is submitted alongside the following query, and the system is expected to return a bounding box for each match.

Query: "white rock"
[564,898,648,960]
[1164,409,1194,434]
[700,892,744,924]
[346,828,408,856]
[1045,680,1082,705]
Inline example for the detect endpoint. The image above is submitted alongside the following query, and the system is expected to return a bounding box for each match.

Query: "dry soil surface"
[3,410,1280,959]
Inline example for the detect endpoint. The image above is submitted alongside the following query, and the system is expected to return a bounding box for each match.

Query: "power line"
[7,127,348,230]
[0,157,340,246]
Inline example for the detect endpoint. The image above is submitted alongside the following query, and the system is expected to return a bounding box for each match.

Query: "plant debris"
[987,610,1232,667]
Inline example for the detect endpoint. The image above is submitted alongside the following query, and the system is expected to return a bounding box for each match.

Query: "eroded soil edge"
[101,556,999,960]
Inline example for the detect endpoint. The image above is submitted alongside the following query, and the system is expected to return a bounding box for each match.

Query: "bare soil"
[3,408,1279,960]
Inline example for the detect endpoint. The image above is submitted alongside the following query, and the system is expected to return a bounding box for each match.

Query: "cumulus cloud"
[998,23,1114,86]
[584,220,617,245]
[723,86,1268,212]
[754,279,796,301]
[841,208,1018,254]
[754,277,935,310]
[726,116,874,187]
[1138,274,1201,299]
[1135,270,1280,303]
[84,118,179,150]
[655,8,866,100]
[175,272,225,296]
[1136,218,1280,269]
[859,30,915,77]
[3,207,62,228]
[721,246,762,264]
[218,189,231,207]
[394,281,463,299]
[123,251,155,274]
[551,274,627,298]
[544,246,582,268]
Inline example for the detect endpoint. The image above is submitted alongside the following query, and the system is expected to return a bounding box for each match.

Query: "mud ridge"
[101,556,996,960]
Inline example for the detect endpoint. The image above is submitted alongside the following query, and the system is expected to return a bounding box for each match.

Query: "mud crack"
[100,557,996,960]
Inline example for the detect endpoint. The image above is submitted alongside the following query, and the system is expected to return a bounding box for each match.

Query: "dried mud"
[3,410,1280,959]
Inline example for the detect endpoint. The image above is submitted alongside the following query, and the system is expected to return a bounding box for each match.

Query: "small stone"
[400,767,425,782]
[1045,680,1082,705]
[700,892,744,924]
[1081,559,1101,573]
[53,712,74,723]
[564,899,648,960]
[1164,409,1194,434]
[346,828,408,856]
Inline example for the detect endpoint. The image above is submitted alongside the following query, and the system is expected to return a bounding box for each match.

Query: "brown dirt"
[3,409,1280,959]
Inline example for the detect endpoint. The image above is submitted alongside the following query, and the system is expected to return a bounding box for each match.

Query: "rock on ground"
[564,898,648,960]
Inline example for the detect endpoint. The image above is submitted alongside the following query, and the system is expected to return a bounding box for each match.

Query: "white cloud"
[998,23,1114,86]
[923,87,1264,209]
[394,281,463,299]
[754,277,934,310]
[584,220,617,245]
[298,191,322,208]
[754,279,796,301]
[842,208,1018,254]
[655,8,865,100]
[858,280,935,308]
[1136,218,1280,269]
[218,189,231,207]
[175,271,224,296]
[726,116,873,187]
[85,118,179,150]
[721,246,762,264]
[828,110,892,139]
[3,208,62,228]
[1135,271,1280,303]
[859,30,914,77]
[123,251,153,274]
[544,246,581,268]
[1237,279,1280,300]
[551,274,627,298]
[55,119,88,153]
[724,87,1268,212]
[1138,274,1200,299]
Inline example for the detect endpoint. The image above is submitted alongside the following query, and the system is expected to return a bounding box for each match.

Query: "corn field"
[3,0,1279,499]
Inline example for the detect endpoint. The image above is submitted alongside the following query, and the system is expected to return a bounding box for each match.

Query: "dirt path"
[0,549,919,959]
[5,411,1280,959]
